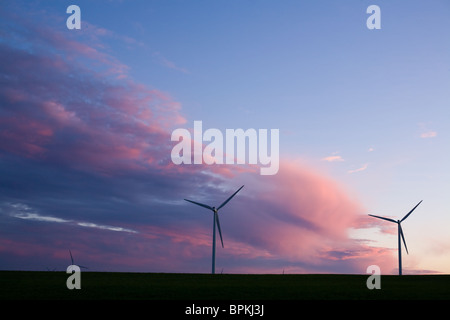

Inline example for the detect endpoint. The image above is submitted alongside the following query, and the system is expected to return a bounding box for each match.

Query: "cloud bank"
[0,4,396,274]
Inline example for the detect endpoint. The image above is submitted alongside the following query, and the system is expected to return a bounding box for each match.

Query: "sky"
[0,0,449,275]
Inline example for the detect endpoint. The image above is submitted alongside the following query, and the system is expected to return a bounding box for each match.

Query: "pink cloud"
[169,159,398,274]
[348,163,369,174]
[420,131,437,138]
[0,22,191,176]
[0,7,399,274]
[43,101,82,126]
[322,155,344,162]
[0,157,398,274]
[359,214,397,235]
[0,116,54,157]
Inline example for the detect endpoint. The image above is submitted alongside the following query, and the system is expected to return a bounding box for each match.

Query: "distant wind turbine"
[69,249,88,270]
[369,200,422,275]
[184,185,244,274]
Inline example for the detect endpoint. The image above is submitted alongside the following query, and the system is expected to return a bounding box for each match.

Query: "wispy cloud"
[7,203,138,234]
[418,122,437,139]
[348,163,368,174]
[420,131,437,139]
[322,155,344,162]
[13,212,71,224]
[153,52,189,74]
[76,222,138,234]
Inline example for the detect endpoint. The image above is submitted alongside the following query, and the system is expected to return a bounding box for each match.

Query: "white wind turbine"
[185,185,244,274]
[369,200,422,275]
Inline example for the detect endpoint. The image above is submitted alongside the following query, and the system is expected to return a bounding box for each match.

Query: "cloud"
[418,122,437,139]
[13,212,70,224]
[190,159,397,273]
[153,52,189,74]
[348,163,369,174]
[322,155,344,162]
[0,5,397,274]
[0,158,394,273]
[5,203,137,234]
[0,13,188,176]
[76,222,137,234]
[420,131,437,138]
[358,215,397,236]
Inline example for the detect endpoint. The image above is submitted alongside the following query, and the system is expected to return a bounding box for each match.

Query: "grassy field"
[0,271,449,300]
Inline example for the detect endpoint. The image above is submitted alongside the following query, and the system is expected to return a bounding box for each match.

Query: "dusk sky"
[1,0,449,275]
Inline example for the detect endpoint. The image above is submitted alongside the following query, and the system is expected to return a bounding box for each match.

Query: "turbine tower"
[185,185,244,274]
[369,200,422,275]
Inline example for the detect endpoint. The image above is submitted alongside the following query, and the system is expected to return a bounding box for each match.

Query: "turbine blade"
[401,200,423,222]
[399,224,409,254]
[215,212,224,248]
[69,250,74,265]
[184,199,213,211]
[368,214,397,223]
[217,185,244,210]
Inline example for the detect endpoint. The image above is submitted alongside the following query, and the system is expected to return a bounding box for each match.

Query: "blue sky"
[0,0,449,274]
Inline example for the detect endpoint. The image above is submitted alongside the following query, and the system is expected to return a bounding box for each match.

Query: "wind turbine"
[69,249,88,270]
[185,185,244,274]
[368,200,422,275]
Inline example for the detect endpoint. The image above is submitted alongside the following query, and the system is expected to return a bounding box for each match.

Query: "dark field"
[1,271,450,300]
